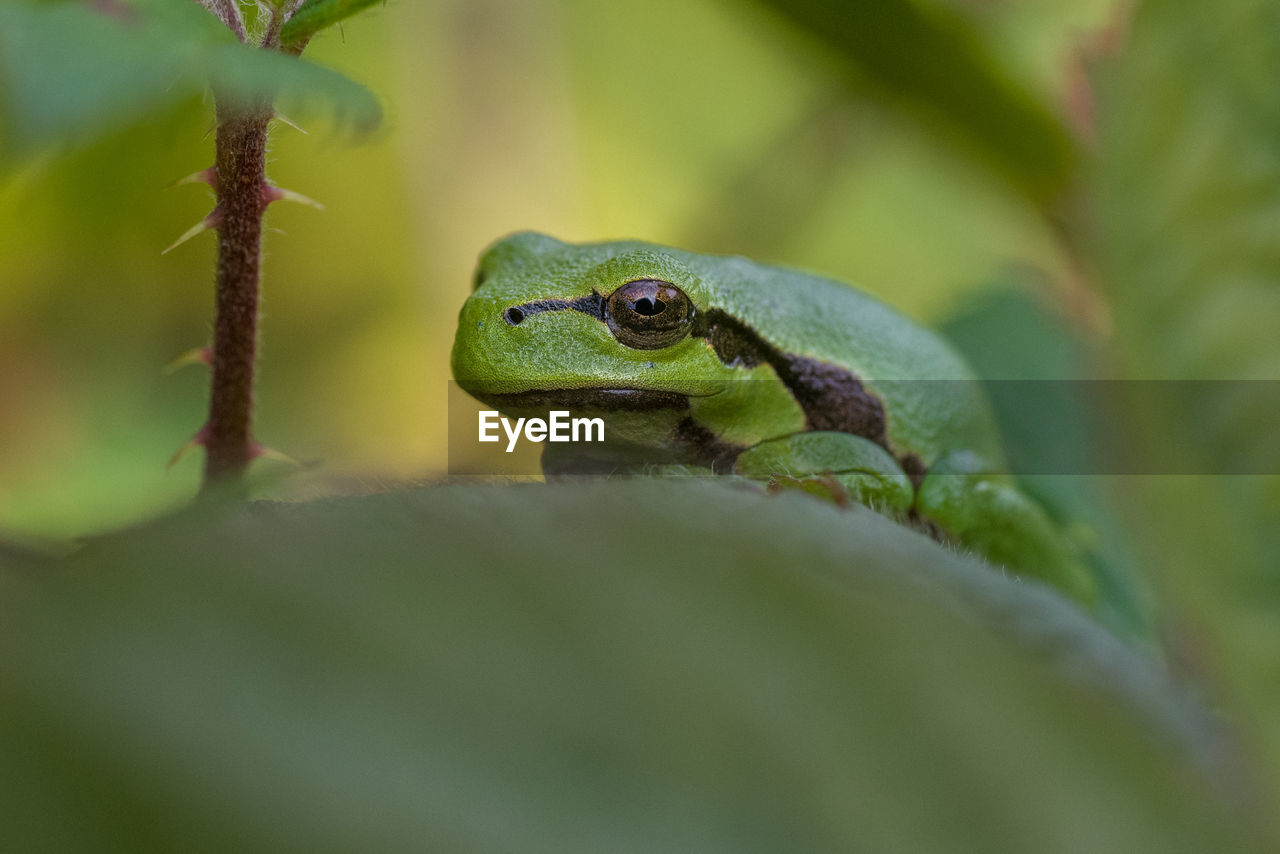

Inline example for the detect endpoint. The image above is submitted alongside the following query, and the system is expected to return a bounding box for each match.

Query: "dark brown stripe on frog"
[672,416,746,469]
[693,308,896,462]
[900,452,928,490]
[504,293,605,325]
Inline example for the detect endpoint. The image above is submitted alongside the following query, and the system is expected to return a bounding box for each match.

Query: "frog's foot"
[915,456,1096,606]
[764,472,857,508]
[734,432,915,518]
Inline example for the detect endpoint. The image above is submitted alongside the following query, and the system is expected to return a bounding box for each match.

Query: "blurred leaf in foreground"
[0,481,1263,852]
[0,0,380,160]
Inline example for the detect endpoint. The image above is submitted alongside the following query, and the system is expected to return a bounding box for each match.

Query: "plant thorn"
[164,346,213,374]
[250,443,301,466]
[272,112,308,134]
[162,206,224,255]
[167,424,210,470]
[169,167,217,191]
[263,185,325,210]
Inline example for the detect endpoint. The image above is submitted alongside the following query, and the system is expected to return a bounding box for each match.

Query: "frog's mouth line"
[466,387,714,412]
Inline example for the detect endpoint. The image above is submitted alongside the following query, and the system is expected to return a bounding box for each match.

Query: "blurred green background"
[0,0,1113,540]
[5,0,1280,847]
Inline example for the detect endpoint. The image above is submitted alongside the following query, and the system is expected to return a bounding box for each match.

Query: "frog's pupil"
[634,297,664,316]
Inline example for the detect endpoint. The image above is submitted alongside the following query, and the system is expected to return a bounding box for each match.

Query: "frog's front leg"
[914,453,1096,606]
[733,432,915,517]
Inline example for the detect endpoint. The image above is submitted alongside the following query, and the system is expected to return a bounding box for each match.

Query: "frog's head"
[452,232,814,461]
[451,231,730,411]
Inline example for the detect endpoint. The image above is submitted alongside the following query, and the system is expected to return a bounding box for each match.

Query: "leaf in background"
[1094,0,1280,384]
[1092,0,1280,797]
[280,0,384,48]
[940,283,1156,645]
[0,1,380,160]
[746,0,1075,207]
[680,94,866,257]
[0,481,1259,852]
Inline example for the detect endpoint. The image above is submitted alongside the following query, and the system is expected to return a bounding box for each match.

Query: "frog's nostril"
[504,307,525,326]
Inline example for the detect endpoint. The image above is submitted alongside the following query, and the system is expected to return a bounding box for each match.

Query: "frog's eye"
[605,279,695,350]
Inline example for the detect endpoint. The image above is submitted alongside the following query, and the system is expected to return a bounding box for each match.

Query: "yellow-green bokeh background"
[0,0,1112,539]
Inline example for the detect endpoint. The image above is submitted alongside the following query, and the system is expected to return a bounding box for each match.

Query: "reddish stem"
[203,99,273,490]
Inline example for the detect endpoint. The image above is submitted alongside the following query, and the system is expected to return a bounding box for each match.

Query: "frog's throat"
[466,387,745,470]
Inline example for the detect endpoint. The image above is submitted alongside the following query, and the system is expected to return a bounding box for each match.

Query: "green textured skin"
[452,233,1004,463]
[452,232,1095,606]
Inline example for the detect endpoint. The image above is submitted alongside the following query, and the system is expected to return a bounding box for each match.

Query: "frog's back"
[680,250,1006,467]
[520,236,1005,467]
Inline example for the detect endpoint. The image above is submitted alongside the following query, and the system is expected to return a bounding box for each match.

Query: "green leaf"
[0,481,1257,851]
[1093,0,1280,587]
[749,0,1075,207]
[1095,0,1280,387]
[280,0,383,48]
[0,1,380,159]
[0,2,199,158]
[1092,0,1280,798]
[940,286,1157,644]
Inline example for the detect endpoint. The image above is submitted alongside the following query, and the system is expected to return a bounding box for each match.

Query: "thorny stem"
[195,0,246,43]
[194,0,320,492]
[203,98,273,490]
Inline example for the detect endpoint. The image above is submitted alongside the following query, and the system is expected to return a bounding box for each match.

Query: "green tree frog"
[452,232,1096,607]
